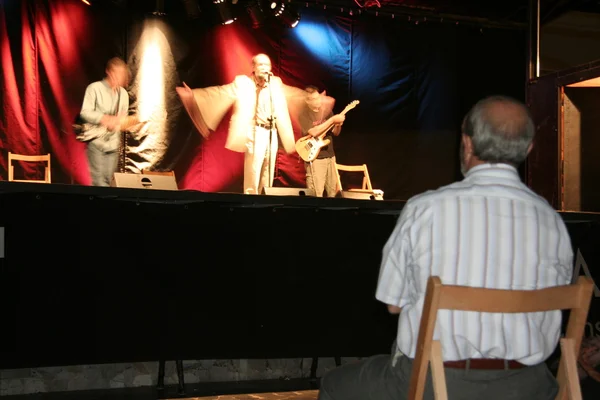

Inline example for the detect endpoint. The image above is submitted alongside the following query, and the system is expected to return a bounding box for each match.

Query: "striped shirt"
[376,163,573,365]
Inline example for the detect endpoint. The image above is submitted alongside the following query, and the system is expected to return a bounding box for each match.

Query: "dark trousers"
[318,353,558,400]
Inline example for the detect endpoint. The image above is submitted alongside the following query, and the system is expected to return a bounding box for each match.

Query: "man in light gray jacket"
[79,57,129,186]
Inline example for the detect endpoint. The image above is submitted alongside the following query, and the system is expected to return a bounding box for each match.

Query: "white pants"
[244,125,278,195]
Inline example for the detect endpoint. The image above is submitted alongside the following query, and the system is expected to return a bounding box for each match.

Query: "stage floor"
[0,181,407,214]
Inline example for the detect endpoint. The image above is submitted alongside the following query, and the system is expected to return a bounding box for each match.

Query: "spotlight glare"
[81,0,91,5]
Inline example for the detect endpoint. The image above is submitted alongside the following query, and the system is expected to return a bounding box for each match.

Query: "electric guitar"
[295,100,359,162]
[73,115,148,143]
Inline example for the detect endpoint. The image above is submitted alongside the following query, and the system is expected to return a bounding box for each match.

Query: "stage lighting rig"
[268,1,300,28]
[214,0,236,25]
[152,0,166,16]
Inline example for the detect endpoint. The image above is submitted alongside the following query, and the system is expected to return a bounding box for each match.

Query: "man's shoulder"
[86,81,105,90]
[402,180,487,215]
[404,181,461,208]
[232,75,255,91]
[404,177,558,216]
[233,75,252,84]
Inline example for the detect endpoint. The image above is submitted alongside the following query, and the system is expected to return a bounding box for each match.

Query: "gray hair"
[462,95,535,166]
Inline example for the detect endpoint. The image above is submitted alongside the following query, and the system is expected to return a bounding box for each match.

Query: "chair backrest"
[141,169,176,178]
[8,152,52,183]
[409,276,595,400]
[335,163,373,191]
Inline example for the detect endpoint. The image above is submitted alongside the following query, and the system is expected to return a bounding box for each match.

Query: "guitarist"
[78,57,130,186]
[299,86,345,197]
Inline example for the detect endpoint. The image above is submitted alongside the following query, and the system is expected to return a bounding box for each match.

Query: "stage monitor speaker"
[340,190,384,200]
[262,187,315,196]
[111,173,178,191]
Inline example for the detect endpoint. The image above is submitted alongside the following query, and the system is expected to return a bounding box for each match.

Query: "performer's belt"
[444,359,525,370]
[256,122,273,130]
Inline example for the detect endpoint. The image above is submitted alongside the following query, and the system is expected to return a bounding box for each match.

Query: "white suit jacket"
[177,75,306,154]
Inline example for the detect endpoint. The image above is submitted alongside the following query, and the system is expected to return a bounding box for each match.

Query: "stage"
[0,181,406,212]
[0,180,599,395]
[0,181,406,370]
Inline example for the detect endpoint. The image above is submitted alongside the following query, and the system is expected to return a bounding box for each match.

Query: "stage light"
[81,0,91,5]
[271,2,300,28]
[214,0,236,25]
[152,0,166,16]
[245,0,266,29]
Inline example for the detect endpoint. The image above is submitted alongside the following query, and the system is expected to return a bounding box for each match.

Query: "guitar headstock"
[342,100,360,114]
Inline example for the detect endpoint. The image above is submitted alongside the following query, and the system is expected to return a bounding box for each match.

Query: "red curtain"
[0,0,121,184]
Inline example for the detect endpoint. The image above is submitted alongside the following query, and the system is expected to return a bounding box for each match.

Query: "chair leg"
[310,357,319,379]
[310,357,341,379]
[176,360,185,395]
[157,360,165,390]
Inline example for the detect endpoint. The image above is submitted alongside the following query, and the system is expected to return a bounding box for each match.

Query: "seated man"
[318,96,574,400]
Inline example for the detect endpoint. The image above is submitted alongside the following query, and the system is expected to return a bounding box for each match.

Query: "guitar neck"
[314,100,358,139]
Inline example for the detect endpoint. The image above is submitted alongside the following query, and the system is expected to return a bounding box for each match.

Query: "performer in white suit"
[177,53,303,194]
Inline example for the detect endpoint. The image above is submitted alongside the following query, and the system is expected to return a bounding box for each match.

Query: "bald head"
[252,53,272,80]
[462,96,535,166]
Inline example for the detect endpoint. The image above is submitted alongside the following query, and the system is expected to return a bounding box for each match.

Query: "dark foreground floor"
[2,376,599,400]
[1,378,319,400]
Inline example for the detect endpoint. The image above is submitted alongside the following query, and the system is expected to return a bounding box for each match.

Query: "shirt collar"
[102,79,119,93]
[464,163,521,181]
[252,75,268,89]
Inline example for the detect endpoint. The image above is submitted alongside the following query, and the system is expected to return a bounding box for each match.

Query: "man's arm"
[79,85,104,125]
[375,204,414,315]
[177,81,237,139]
[332,121,342,136]
[307,114,345,137]
[387,305,402,314]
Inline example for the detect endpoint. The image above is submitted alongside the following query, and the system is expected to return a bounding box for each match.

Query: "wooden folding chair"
[8,152,52,183]
[409,276,595,400]
[335,163,384,200]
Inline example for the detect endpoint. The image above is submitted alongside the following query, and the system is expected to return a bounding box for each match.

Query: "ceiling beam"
[290,0,527,29]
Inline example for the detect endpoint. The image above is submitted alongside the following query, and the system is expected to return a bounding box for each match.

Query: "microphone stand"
[266,73,275,192]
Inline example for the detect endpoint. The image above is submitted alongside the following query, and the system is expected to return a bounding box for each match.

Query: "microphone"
[265,71,273,81]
